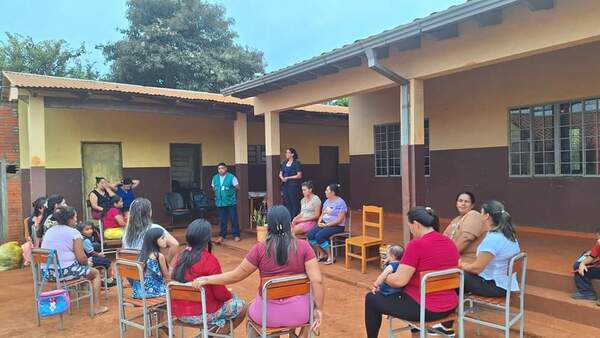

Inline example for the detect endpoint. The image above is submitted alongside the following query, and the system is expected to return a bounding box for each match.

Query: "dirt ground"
[0,244,410,338]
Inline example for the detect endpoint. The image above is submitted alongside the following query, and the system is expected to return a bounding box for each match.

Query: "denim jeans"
[573,261,600,295]
[307,226,344,249]
[218,205,240,238]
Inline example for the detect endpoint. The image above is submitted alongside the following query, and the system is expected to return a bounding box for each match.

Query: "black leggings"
[464,272,506,297]
[364,291,454,338]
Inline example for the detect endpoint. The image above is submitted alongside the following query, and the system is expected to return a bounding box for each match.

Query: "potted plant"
[253,209,268,242]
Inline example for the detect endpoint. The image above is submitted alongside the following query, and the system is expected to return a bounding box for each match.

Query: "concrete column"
[264,111,281,208]
[233,112,249,229]
[27,96,47,203]
[400,79,426,244]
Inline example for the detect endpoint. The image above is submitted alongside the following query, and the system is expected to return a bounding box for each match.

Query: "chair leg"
[361,246,367,274]
[59,314,64,330]
[102,268,109,299]
[387,316,394,338]
[89,280,95,317]
[519,312,525,338]
[345,243,350,269]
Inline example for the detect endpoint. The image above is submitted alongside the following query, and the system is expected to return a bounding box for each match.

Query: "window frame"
[247,144,266,165]
[508,96,600,178]
[374,123,401,178]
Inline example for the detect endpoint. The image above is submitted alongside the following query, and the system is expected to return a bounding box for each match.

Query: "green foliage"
[329,97,349,107]
[102,0,265,92]
[0,33,99,79]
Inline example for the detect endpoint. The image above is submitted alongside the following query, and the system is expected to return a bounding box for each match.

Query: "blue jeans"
[307,226,344,249]
[218,205,240,238]
[573,261,600,295]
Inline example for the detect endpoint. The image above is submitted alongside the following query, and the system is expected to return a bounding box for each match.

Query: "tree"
[102,0,265,92]
[0,33,99,79]
[329,97,349,107]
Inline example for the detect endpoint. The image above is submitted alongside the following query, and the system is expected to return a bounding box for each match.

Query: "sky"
[0,0,464,74]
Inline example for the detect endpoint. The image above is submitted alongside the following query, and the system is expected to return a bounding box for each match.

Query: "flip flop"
[323,257,336,265]
[94,306,109,315]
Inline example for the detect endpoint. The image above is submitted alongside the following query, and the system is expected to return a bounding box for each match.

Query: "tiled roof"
[1,71,348,115]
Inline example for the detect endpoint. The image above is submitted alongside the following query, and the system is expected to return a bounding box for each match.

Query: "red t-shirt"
[590,242,600,258]
[400,231,460,313]
[171,249,232,315]
[245,239,316,294]
[102,208,122,229]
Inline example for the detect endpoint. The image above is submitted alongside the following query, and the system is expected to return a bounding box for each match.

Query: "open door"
[81,143,123,219]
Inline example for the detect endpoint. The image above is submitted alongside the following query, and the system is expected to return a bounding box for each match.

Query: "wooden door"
[81,143,123,219]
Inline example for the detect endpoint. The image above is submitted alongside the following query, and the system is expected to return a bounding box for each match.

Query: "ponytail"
[408,206,440,232]
[481,200,517,242]
[171,219,212,282]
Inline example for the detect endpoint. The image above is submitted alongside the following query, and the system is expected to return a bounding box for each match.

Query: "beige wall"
[349,41,600,153]
[44,108,236,168]
[247,120,349,164]
[254,0,600,113]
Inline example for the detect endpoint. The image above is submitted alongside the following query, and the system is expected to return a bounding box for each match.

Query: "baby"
[372,244,404,296]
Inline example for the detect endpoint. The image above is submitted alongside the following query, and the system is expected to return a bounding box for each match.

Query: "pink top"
[102,208,122,229]
[400,231,460,312]
[246,239,316,293]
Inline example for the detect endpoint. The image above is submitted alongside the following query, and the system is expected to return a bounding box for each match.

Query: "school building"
[0,71,348,242]
[222,0,600,241]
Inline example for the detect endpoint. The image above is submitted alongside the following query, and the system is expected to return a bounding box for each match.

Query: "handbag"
[37,250,70,317]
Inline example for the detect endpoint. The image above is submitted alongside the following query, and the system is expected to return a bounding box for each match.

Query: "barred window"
[248,145,266,165]
[509,98,600,176]
[374,124,401,176]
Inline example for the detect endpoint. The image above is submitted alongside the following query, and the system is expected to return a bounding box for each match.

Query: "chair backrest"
[420,270,461,294]
[508,252,528,300]
[362,205,384,240]
[166,192,186,210]
[24,217,30,237]
[260,274,311,300]
[168,282,203,302]
[190,189,209,208]
[31,248,61,290]
[116,248,140,261]
[115,259,144,282]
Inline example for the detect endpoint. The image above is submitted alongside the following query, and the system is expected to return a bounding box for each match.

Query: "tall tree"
[0,33,99,79]
[102,0,265,92]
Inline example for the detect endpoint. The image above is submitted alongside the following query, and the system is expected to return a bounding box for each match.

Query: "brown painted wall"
[349,155,402,212]
[46,168,83,219]
[122,167,171,224]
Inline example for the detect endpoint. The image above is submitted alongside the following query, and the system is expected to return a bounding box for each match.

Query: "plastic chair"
[463,252,528,338]
[31,249,95,329]
[388,268,465,338]
[166,281,235,338]
[164,192,192,226]
[345,206,384,273]
[329,210,352,257]
[115,259,167,338]
[246,274,315,338]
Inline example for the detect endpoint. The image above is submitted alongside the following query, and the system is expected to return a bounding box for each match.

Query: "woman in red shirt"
[102,195,127,239]
[170,219,246,333]
[364,207,460,338]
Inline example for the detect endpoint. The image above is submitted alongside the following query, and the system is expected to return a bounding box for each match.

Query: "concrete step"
[526,267,600,294]
[524,285,600,329]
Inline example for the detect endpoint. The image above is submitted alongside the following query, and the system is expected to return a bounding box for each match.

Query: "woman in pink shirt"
[364,207,460,338]
[192,205,324,337]
[102,195,127,239]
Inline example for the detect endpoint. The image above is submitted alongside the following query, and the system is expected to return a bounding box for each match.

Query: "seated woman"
[171,219,246,334]
[364,207,459,338]
[192,206,323,337]
[307,183,347,265]
[102,195,127,240]
[122,198,179,261]
[88,177,115,220]
[443,191,487,263]
[40,206,108,315]
[292,181,321,237]
[42,194,67,233]
[460,200,521,298]
[22,197,46,266]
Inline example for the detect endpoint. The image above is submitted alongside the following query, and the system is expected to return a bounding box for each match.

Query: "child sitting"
[371,244,404,296]
[77,221,116,287]
[102,195,128,240]
[131,227,168,299]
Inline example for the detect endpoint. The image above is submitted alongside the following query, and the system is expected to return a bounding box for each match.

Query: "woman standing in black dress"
[279,148,303,217]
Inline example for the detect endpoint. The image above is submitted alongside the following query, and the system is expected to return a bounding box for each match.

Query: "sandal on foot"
[323,257,336,265]
[94,306,109,315]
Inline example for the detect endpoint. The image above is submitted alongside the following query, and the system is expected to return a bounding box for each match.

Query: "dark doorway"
[317,146,339,200]
[169,144,202,205]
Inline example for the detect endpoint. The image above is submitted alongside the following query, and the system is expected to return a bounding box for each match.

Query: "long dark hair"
[455,191,476,205]
[481,200,517,242]
[407,206,440,232]
[32,197,47,217]
[172,219,212,282]
[53,206,77,226]
[38,194,64,238]
[138,227,165,273]
[266,205,296,266]
[286,148,298,160]
[125,198,153,248]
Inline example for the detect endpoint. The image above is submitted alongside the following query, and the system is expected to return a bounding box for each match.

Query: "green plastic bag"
[0,241,23,272]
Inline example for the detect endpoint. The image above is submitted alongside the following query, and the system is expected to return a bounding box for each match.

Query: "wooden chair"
[115,259,167,338]
[388,268,465,338]
[31,249,95,329]
[116,248,141,261]
[166,281,235,338]
[463,252,528,338]
[246,274,315,338]
[345,205,384,273]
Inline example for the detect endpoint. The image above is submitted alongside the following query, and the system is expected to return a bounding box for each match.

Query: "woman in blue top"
[279,148,303,217]
[460,200,521,297]
[307,183,347,265]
